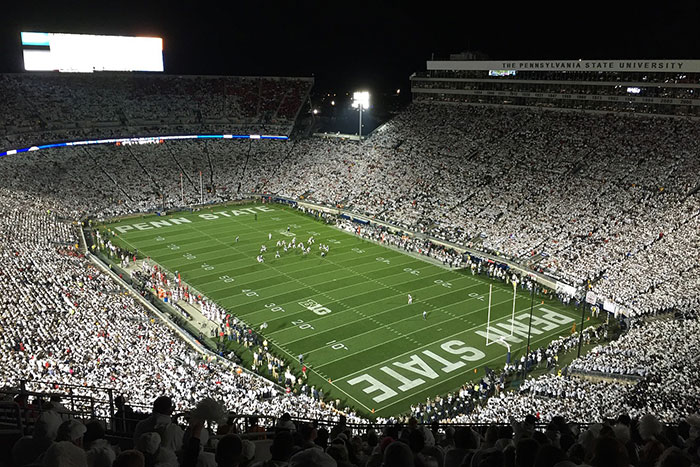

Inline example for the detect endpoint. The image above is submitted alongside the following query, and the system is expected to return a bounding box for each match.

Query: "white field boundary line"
[266,336,373,413]
[127,216,567,360]
[331,224,464,273]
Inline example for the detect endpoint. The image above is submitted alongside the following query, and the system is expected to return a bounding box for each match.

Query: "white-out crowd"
[1,88,699,434]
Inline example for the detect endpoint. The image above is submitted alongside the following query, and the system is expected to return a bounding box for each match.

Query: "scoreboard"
[21,32,164,73]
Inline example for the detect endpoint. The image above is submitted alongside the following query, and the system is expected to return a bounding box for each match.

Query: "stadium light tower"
[352,91,370,143]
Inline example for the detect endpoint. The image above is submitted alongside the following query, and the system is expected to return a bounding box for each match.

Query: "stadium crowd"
[0,192,365,427]
[5,391,700,467]
[0,73,313,152]
[2,80,700,467]
[2,102,698,320]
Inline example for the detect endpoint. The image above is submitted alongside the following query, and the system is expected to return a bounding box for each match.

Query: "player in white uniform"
[408,294,413,304]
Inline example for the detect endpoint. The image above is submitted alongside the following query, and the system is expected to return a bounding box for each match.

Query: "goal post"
[484,281,517,346]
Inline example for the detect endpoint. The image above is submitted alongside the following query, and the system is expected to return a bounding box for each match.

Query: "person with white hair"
[43,441,89,467]
[11,410,60,466]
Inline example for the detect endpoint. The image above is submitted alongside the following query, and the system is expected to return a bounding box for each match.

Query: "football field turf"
[103,202,598,417]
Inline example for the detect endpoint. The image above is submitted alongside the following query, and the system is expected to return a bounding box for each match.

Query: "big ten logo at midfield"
[298,299,331,316]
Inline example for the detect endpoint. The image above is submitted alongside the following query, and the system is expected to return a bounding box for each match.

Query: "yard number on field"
[265,303,285,313]
[292,319,314,330]
[326,340,348,351]
[243,289,259,297]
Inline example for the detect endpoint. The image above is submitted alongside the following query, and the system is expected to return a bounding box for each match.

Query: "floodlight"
[352,91,370,143]
[352,91,370,109]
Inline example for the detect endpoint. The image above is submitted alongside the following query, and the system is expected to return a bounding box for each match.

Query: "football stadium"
[1,15,700,467]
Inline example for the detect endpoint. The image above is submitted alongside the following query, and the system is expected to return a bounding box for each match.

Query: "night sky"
[1,1,699,96]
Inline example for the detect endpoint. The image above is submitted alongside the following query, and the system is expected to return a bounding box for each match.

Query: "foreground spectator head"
[216,433,243,467]
[656,447,691,467]
[290,447,338,467]
[136,431,161,457]
[113,450,145,467]
[589,437,629,467]
[382,441,414,467]
[84,420,106,447]
[639,414,663,441]
[326,441,350,464]
[153,396,174,415]
[56,419,87,447]
[534,445,566,467]
[240,439,256,466]
[270,430,295,461]
[36,410,63,441]
[300,422,318,442]
[516,438,539,467]
[86,442,117,467]
[43,441,88,467]
[472,447,505,467]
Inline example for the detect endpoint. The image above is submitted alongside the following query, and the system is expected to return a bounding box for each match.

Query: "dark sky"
[1,1,699,95]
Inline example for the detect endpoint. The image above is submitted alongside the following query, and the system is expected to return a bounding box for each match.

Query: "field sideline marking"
[266,336,373,413]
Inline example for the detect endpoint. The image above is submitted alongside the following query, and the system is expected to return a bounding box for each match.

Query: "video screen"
[21,32,164,73]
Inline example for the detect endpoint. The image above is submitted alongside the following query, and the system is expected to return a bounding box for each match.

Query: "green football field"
[103,202,598,418]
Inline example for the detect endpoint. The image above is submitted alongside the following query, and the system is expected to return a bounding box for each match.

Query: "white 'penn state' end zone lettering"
[113,206,274,234]
[345,308,574,404]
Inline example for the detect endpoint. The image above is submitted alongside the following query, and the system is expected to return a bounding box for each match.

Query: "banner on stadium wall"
[556,281,577,297]
[603,300,618,313]
[427,59,700,73]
